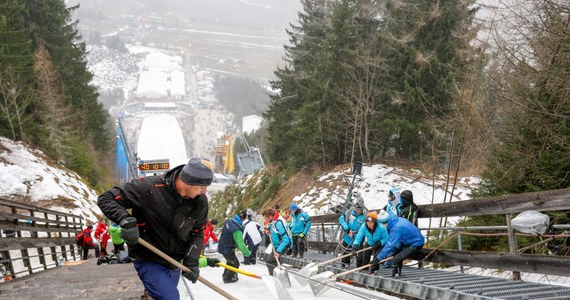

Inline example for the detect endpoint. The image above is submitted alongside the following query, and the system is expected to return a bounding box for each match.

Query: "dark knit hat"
[179,158,214,186]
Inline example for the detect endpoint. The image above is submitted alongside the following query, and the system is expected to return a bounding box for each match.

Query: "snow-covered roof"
[136,69,168,98]
[134,50,186,99]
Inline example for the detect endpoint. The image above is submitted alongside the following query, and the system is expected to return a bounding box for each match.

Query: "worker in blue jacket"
[290,203,310,258]
[352,211,389,267]
[373,210,424,276]
[338,198,366,265]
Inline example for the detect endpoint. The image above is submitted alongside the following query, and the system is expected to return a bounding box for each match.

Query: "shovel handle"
[138,238,238,300]
[333,256,394,279]
[267,235,283,267]
[216,262,262,279]
[317,246,372,267]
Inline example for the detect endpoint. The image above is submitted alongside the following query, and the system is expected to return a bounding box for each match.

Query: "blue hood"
[385,213,399,230]
[232,215,243,225]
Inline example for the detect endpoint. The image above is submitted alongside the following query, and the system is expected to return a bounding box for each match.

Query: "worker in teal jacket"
[352,211,389,267]
[262,209,292,275]
[339,200,366,265]
[290,203,311,258]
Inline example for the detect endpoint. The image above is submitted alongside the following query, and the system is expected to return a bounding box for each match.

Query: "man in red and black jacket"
[81,224,100,260]
[98,158,214,300]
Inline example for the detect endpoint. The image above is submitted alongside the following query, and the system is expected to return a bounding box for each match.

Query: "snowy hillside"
[0,137,101,224]
[233,165,570,288]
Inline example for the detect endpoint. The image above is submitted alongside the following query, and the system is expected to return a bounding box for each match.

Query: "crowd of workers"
[90,157,425,299]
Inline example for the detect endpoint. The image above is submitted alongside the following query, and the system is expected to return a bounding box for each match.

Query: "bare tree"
[0,67,29,141]
[33,40,76,161]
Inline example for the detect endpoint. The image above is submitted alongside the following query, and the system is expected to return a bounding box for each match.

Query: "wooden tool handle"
[138,238,238,300]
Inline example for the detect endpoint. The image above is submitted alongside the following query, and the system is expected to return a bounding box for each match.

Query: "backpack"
[75,231,85,247]
[272,218,293,252]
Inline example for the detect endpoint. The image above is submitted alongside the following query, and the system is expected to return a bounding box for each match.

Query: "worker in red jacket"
[94,219,111,256]
[203,218,219,248]
[82,225,100,260]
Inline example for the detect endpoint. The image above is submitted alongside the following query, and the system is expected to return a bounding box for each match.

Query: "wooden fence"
[306,188,570,277]
[0,198,84,280]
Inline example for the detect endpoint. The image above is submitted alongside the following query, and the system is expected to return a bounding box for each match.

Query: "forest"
[0,0,113,190]
[1,0,569,213]
[264,0,569,199]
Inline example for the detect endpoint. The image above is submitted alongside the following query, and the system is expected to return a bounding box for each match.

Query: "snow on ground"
[291,164,479,229]
[178,254,400,300]
[0,137,101,224]
[242,114,263,134]
[86,45,140,101]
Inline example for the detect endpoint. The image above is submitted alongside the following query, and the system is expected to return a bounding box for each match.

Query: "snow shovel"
[308,256,394,296]
[138,238,238,300]
[215,261,293,300]
[261,271,294,300]
[273,253,292,288]
[268,236,292,288]
[295,246,372,287]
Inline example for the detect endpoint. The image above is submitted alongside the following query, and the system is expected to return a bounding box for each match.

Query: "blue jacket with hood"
[339,209,366,245]
[383,187,402,216]
[290,209,311,236]
[270,214,292,254]
[376,214,424,260]
[352,219,389,248]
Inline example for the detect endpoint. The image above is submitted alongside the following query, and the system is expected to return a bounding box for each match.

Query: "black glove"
[119,217,139,245]
[206,258,220,267]
[351,244,360,253]
[372,242,381,251]
[371,257,379,266]
[182,265,200,283]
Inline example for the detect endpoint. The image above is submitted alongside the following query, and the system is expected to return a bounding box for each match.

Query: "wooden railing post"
[506,213,521,280]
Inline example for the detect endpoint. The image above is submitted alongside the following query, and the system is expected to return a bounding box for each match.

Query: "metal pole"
[457,229,464,273]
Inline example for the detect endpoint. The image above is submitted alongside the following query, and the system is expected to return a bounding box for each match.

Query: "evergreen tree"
[377,0,477,161]
[0,0,112,189]
[27,0,110,152]
[265,0,331,166]
[0,0,35,141]
[265,0,476,170]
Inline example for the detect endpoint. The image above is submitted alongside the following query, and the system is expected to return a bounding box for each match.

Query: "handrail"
[0,198,83,281]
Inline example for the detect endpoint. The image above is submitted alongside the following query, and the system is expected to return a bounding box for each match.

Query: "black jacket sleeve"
[98,185,136,225]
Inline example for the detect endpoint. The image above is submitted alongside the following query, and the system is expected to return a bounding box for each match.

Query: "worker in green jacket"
[217,212,252,283]
[109,222,125,254]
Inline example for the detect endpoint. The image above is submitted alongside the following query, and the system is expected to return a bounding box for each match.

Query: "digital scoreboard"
[138,159,170,175]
